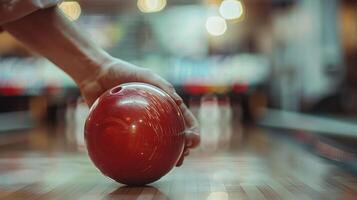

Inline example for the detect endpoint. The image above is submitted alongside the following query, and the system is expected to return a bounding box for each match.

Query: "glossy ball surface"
[85,83,186,185]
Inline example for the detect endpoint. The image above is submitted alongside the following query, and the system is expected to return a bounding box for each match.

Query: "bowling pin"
[74,98,89,151]
[198,94,220,152]
[218,96,233,150]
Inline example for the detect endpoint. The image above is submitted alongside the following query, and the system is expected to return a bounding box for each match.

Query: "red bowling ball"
[84,82,186,186]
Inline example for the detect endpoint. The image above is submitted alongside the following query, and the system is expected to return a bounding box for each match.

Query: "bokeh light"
[59,1,81,21]
[137,0,167,13]
[219,0,244,20]
[206,16,227,36]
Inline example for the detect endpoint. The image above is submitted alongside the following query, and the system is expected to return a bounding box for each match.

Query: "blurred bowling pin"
[198,94,220,152]
[218,96,233,150]
[65,100,76,146]
[65,98,88,151]
[74,98,89,151]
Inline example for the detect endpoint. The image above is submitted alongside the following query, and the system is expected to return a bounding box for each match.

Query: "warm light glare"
[59,1,81,21]
[137,0,167,13]
[219,0,244,20]
[206,16,227,36]
[207,192,229,200]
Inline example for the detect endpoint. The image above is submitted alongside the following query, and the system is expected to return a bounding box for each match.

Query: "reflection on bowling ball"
[85,82,186,186]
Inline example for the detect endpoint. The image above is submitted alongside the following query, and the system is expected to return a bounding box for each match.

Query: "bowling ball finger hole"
[110,86,122,94]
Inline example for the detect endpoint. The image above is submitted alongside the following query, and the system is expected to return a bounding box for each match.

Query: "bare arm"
[2,6,200,163]
[2,6,110,86]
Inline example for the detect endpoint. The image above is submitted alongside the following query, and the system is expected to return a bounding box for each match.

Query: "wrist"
[74,51,114,88]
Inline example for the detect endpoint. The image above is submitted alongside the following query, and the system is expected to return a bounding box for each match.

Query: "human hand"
[78,58,200,166]
[1,6,200,163]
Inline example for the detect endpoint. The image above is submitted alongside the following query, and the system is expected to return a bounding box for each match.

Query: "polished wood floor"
[0,124,357,200]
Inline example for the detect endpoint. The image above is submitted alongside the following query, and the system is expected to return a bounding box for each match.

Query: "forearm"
[2,6,112,85]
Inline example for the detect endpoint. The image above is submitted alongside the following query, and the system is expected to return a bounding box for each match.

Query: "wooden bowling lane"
[1,127,357,200]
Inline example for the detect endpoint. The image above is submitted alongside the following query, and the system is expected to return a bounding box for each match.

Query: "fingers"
[132,68,201,149]
[138,69,183,105]
[79,81,105,107]
[176,104,200,167]
[179,103,198,129]
[185,130,201,149]
[176,154,184,167]
[131,67,200,167]
[176,148,189,167]
[178,103,200,149]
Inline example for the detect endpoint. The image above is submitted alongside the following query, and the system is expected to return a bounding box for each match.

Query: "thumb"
[79,81,104,107]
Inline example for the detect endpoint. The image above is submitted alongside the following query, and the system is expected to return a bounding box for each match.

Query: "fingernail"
[176,157,184,167]
[186,139,193,147]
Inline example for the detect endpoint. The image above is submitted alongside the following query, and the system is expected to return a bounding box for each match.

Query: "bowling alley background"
[2,0,357,199]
